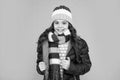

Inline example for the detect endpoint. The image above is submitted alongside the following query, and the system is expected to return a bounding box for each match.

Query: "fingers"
[39,62,46,71]
[61,57,70,64]
[61,57,70,70]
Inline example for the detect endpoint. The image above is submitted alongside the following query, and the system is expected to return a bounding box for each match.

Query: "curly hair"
[37,22,77,45]
[36,22,88,63]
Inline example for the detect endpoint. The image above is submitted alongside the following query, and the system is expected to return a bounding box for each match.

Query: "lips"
[56,28,65,32]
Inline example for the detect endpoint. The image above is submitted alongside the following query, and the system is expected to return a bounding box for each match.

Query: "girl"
[36,5,92,80]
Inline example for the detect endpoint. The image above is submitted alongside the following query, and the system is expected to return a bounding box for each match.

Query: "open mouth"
[56,28,65,32]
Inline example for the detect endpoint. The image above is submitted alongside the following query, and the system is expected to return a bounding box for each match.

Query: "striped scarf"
[48,31,71,80]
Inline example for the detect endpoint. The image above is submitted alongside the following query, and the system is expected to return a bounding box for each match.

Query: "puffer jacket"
[36,37,92,80]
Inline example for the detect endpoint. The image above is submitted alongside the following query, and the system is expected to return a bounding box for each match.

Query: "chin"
[55,30,64,35]
[58,32,64,35]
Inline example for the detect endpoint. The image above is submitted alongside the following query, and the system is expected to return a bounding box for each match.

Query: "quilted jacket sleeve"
[65,38,92,75]
[36,41,45,75]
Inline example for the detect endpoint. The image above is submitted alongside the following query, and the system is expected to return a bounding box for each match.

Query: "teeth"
[57,29,64,32]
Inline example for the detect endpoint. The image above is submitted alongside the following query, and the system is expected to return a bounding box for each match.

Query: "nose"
[58,23,63,28]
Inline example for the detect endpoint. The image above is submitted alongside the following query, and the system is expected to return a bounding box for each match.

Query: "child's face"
[54,19,69,35]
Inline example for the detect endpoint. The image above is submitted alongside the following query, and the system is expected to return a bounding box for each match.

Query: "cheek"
[54,23,69,29]
[54,24,58,29]
[64,24,69,29]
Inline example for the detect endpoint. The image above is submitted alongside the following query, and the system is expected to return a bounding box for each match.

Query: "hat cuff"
[52,14,72,23]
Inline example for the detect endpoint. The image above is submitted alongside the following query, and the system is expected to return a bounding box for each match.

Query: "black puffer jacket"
[36,36,92,80]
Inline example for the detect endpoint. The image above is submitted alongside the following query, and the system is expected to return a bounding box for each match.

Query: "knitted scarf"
[48,30,71,80]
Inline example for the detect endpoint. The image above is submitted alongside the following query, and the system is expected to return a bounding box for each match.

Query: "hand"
[61,57,70,70]
[39,62,46,71]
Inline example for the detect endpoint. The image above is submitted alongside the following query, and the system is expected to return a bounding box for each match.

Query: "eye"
[54,21,59,25]
[62,21,68,25]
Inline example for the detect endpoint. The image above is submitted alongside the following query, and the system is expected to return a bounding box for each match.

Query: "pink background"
[0,0,120,80]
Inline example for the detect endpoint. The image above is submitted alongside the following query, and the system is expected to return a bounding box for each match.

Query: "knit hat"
[51,6,72,23]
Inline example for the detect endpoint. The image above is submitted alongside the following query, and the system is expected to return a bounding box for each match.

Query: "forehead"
[54,19,68,22]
